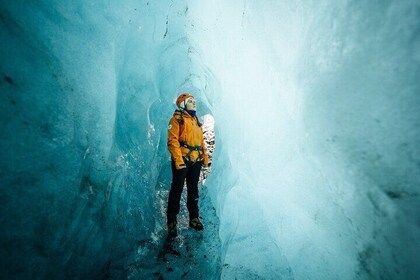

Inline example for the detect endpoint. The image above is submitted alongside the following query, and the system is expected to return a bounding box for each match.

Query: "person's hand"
[176,162,186,170]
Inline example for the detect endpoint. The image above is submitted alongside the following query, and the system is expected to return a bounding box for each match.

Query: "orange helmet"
[176,93,194,109]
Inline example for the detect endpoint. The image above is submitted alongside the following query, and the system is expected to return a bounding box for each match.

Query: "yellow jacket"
[167,110,209,169]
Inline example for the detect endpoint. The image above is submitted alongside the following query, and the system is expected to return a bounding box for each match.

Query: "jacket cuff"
[175,159,186,169]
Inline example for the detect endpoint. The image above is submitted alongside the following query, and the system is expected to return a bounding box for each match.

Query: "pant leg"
[186,161,202,220]
[167,160,188,224]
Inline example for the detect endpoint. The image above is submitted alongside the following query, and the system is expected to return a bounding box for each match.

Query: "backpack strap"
[175,110,186,139]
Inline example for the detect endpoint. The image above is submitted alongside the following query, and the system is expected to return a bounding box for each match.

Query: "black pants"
[167,160,202,224]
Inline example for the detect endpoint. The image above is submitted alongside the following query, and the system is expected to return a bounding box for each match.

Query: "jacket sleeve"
[167,117,185,169]
[201,129,209,167]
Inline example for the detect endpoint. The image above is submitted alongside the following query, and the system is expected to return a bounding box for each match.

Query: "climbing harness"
[180,142,203,162]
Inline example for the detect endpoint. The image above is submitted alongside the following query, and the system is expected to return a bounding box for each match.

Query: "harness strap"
[180,142,203,162]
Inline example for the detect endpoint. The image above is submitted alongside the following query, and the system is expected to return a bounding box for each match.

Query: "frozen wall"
[0,0,213,278]
[188,1,419,279]
[0,0,419,279]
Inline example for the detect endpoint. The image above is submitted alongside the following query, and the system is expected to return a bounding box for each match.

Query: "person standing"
[166,93,209,237]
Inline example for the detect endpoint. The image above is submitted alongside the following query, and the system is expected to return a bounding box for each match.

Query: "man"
[166,93,209,237]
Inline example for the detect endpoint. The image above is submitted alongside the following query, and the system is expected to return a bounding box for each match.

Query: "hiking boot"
[167,222,177,238]
[189,218,204,231]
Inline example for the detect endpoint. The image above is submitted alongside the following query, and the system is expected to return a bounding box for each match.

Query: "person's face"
[186,98,196,111]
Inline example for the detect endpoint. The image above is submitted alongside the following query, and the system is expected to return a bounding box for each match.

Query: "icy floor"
[126,180,222,280]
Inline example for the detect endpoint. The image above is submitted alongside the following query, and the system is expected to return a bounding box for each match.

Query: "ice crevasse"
[0,0,419,279]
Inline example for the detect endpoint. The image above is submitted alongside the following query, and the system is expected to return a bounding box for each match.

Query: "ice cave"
[0,0,419,279]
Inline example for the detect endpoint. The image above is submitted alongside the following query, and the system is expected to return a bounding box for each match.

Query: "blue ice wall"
[0,0,216,278]
[188,1,419,279]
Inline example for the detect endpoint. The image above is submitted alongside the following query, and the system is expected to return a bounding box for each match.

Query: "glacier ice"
[0,0,419,279]
[190,1,420,279]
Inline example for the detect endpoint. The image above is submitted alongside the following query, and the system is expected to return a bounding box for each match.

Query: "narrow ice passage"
[0,1,419,279]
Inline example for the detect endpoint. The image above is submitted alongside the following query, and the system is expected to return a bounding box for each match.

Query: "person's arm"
[167,117,186,169]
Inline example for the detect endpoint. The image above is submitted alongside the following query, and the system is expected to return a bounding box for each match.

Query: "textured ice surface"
[188,1,419,279]
[0,0,419,279]
[0,1,219,278]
